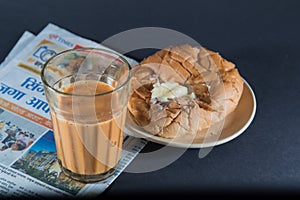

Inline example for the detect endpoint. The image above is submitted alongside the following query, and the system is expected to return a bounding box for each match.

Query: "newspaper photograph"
[0,23,147,198]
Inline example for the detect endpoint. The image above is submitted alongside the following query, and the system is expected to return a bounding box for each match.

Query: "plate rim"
[125,79,257,148]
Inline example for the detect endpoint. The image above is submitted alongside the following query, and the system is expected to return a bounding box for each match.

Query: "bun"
[128,45,244,138]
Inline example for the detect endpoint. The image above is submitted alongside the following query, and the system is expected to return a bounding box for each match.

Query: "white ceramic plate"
[124,80,256,148]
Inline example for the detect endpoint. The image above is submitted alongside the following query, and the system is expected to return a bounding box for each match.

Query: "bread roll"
[128,45,244,139]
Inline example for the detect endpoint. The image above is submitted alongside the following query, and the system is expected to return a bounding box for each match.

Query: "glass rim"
[41,47,132,97]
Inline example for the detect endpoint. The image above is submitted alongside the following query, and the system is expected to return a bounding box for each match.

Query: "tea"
[50,80,126,181]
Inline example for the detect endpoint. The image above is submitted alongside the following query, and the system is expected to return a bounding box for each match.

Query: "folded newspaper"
[0,24,147,198]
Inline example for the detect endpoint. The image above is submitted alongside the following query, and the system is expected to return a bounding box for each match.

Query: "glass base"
[58,159,116,183]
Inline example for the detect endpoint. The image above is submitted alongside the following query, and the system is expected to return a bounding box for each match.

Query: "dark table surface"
[1,0,299,197]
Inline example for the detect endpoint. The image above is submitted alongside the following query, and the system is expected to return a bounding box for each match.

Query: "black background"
[0,0,299,197]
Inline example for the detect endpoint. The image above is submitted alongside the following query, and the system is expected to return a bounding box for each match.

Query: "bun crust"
[128,45,244,138]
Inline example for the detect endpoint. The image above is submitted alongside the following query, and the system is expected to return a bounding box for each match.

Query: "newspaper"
[0,31,35,70]
[0,24,147,198]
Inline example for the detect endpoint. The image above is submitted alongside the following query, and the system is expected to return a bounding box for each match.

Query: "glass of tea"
[41,48,131,182]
